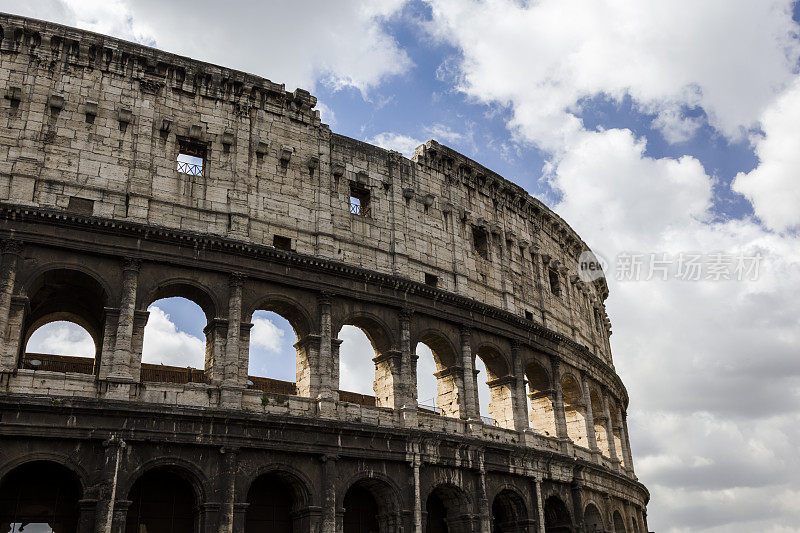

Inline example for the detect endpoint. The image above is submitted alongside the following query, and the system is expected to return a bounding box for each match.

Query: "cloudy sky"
[13,1,800,530]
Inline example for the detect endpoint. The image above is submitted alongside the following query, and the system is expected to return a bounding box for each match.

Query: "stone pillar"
[549,356,569,440]
[602,391,620,467]
[399,307,418,426]
[374,348,402,409]
[220,274,245,409]
[78,498,98,533]
[510,341,530,432]
[1,296,27,371]
[411,454,422,532]
[459,324,480,420]
[477,453,491,533]
[621,410,635,473]
[581,374,599,453]
[98,309,119,380]
[204,318,229,386]
[109,259,140,383]
[317,292,336,416]
[94,435,126,533]
[321,454,338,533]
[570,480,584,532]
[0,239,22,366]
[129,310,149,382]
[218,447,239,533]
[110,500,131,533]
[532,477,545,533]
[295,334,321,397]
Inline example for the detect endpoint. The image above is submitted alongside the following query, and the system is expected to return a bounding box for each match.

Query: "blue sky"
[14,1,800,531]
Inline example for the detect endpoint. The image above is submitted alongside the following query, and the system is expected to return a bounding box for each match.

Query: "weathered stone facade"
[0,13,648,533]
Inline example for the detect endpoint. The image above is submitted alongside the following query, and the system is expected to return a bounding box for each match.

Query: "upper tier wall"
[0,12,614,365]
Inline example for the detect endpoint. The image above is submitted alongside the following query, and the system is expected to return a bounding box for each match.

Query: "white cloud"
[26,321,95,358]
[338,325,377,396]
[250,316,286,354]
[367,132,424,157]
[0,0,412,94]
[141,306,205,368]
[733,78,800,233]
[424,0,800,530]
[316,101,337,127]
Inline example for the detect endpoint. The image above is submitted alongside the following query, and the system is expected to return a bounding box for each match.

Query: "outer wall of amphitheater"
[0,13,649,533]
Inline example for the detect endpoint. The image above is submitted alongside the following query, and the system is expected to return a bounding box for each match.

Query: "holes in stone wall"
[472,226,489,259]
[176,140,206,176]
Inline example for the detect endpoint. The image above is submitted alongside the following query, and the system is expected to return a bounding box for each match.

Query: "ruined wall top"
[0,11,615,364]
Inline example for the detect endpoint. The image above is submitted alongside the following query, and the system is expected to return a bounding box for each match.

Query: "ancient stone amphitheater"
[0,12,649,533]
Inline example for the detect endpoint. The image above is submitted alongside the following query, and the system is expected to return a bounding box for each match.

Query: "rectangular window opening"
[349,183,371,217]
[425,273,438,287]
[177,140,206,176]
[66,196,94,215]
[525,310,534,321]
[273,235,292,251]
[549,269,561,296]
[473,227,489,259]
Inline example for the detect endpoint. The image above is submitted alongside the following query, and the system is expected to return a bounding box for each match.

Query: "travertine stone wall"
[0,13,613,365]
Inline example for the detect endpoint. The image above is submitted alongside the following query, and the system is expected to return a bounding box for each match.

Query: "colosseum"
[0,12,649,533]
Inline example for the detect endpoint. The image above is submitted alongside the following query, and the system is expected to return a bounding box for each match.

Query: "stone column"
[1,296,27,372]
[0,239,22,367]
[129,310,149,382]
[477,453,491,533]
[460,324,480,420]
[373,349,402,408]
[109,259,140,383]
[621,410,635,473]
[549,356,569,440]
[204,319,229,386]
[317,292,336,416]
[581,374,599,453]
[78,498,98,533]
[602,391,620,467]
[570,480,584,532]
[218,447,239,533]
[321,454,338,533]
[510,341,530,432]
[110,500,131,533]
[94,435,126,533]
[399,307,418,426]
[411,453,422,532]
[220,274,245,409]
[532,477,546,533]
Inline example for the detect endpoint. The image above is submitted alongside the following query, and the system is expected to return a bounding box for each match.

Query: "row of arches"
[0,460,644,532]
[3,262,633,470]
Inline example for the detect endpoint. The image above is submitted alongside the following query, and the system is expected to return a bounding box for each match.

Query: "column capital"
[1,238,23,256]
[398,305,414,323]
[121,257,140,272]
[229,272,246,288]
[459,322,472,337]
[318,290,332,307]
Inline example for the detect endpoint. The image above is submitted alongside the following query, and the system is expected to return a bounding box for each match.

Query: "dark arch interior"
[491,489,527,533]
[22,269,108,371]
[543,496,572,533]
[245,473,296,533]
[613,511,626,533]
[0,461,82,533]
[584,503,604,532]
[342,484,379,533]
[425,484,470,533]
[149,283,216,323]
[561,375,583,406]
[525,361,551,393]
[425,490,448,533]
[125,469,197,533]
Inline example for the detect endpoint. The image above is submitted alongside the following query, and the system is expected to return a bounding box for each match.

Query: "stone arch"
[120,457,210,507]
[240,463,314,509]
[20,267,110,373]
[584,502,605,532]
[561,373,588,447]
[491,487,530,532]
[146,278,219,322]
[590,388,611,457]
[244,466,314,533]
[339,472,403,533]
[526,359,557,436]
[474,343,514,428]
[608,401,627,469]
[414,329,461,418]
[337,311,395,356]
[612,510,626,533]
[0,459,84,532]
[0,452,89,496]
[246,294,316,396]
[425,483,473,533]
[543,495,572,533]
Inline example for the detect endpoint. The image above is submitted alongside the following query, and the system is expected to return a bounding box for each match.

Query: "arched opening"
[248,310,300,396]
[337,317,393,408]
[631,515,640,533]
[24,321,96,373]
[425,484,472,533]
[584,503,604,532]
[126,468,198,533]
[561,375,588,447]
[342,484,379,533]
[141,292,210,385]
[474,347,512,428]
[491,489,529,532]
[608,403,627,469]
[245,472,302,533]
[612,511,626,533]
[543,496,571,533]
[0,461,82,532]
[416,332,462,419]
[590,390,610,457]
[526,361,556,437]
[20,269,108,374]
